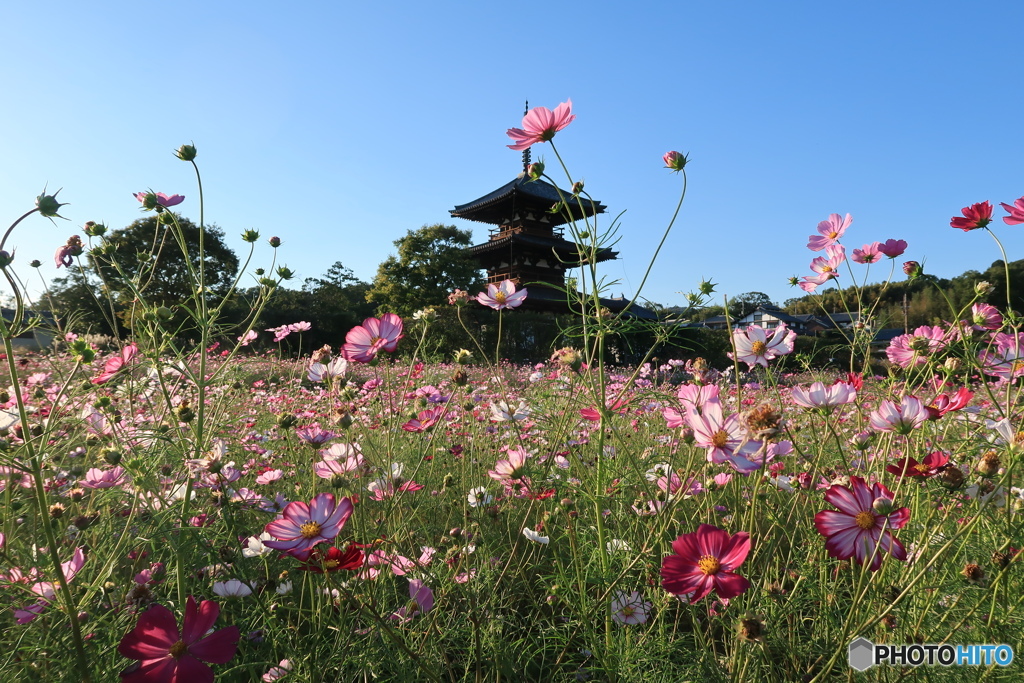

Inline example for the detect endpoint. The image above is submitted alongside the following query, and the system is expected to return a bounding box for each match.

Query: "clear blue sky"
[3,1,1023,315]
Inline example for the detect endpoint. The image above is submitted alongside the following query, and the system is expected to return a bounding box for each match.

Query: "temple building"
[451,147,655,319]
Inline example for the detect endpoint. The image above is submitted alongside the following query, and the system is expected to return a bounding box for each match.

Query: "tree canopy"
[365,224,485,315]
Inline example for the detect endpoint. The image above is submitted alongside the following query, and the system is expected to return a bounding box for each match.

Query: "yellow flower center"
[620,605,636,618]
[821,265,833,273]
[828,231,839,239]
[300,521,323,539]
[494,291,507,304]
[914,463,930,474]
[711,430,730,448]
[854,511,875,530]
[697,554,721,575]
[169,641,188,659]
[751,340,767,355]
[324,559,340,570]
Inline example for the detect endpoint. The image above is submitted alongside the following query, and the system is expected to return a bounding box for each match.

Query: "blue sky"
[2,1,1023,315]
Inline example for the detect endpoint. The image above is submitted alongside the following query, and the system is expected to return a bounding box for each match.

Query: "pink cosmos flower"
[79,466,127,489]
[789,381,857,411]
[814,476,909,571]
[877,239,908,258]
[237,330,258,346]
[402,407,443,433]
[263,493,354,556]
[661,524,751,602]
[289,321,311,332]
[265,325,292,342]
[885,325,948,367]
[978,340,1024,381]
[951,201,993,231]
[1000,196,1024,225]
[611,590,652,625]
[295,423,336,445]
[729,323,797,369]
[809,244,846,279]
[868,396,929,434]
[968,303,1002,331]
[926,387,973,419]
[118,596,240,683]
[506,99,575,151]
[476,280,528,310]
[488,447,531,481]
[806,213,853,251]
[342,313,404,363]
[851,242,882,264]
[388,579,434,623]
[886,451,950,479]
[91,344,138,385]
[134,191,185,208]
[685,400,761,472]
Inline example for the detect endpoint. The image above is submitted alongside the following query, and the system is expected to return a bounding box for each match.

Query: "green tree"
[728,291,775,319]
[366,224,485,316]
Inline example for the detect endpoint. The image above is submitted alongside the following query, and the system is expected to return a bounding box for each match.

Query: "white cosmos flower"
[522,527,549,544]
[213,579,253,598]
[243,531,275,558]
[467,487,492,508]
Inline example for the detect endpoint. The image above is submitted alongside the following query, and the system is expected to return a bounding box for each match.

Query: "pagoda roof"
[451,175,606,228]
[467,232,618,264]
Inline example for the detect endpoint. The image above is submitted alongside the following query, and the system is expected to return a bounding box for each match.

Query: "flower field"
[1,103,1022,682]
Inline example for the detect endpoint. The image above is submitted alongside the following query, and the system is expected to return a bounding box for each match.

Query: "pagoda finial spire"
[521,100,531,172]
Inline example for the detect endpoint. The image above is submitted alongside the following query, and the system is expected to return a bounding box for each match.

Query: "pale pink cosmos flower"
[263,493,354,556]
[133,191,185,208]
[729,324,797,369]
[1000,196,1024,225]
[506,99,575,151]
[342,313,404,363]
[885,325,947,368]
[488,447,531,481]
[851,242,882,264]
[686,401,761,472]
[295,423,336,445]
[477,280,528,310]
[814,476,909,571]
[79,466,127,489]
[307,356,348,383]
[809,244,846,280]
[237,330,258,346]
[789,381,857,411]
[255,469,283,485]
[978,337,1024,381]
[263,660,293,682]
[402,407,443,432]
[212,579,253,598]
[806,213,853,251]
[289,321,311,332]
[265,325,292,342]
[14,547,86,624]
[611,590,652,626]
[869,396,929,434]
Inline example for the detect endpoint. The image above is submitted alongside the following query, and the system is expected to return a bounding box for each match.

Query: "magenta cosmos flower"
[806,213,853,251]
[661,524,751,602]
[342,313,404,363]
[118,596,240,683]
[506,99,575,151]
[264,492,354,556]
[877,239,908,258]
[885,325,948,368]
[1000,196,1024,225]
[729,323,797,369]
[950,201,993,231]
[92,344,138,385]
[477,280,527,310]
[814,476,909,571]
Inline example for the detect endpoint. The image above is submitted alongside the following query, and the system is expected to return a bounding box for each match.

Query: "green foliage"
[366,224,485,316]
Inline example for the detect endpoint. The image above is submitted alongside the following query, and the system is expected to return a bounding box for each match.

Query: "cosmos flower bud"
[36,188,67,218]
[268,236,282,248]
[175,143,198,161]
[571,180,584,194]
[527,161,544,180]
[872,497,896,515]
[0,251,14,268]
[30,259,42,268]
[663,151,689,172]
[902,261,923,279]
[276,266,295,280]
[101,448,122,466]
[84,221,107,237]
[241,229,260,243]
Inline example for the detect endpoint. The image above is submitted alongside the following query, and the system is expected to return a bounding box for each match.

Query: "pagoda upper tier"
[451,174,606,229]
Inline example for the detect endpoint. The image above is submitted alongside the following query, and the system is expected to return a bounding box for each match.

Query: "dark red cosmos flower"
[886,451,951,479]
[295,543,365,573]
[661,524,751,602]
[118,596,239,683]
[951,201,993,231]
[925,387,973,420]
